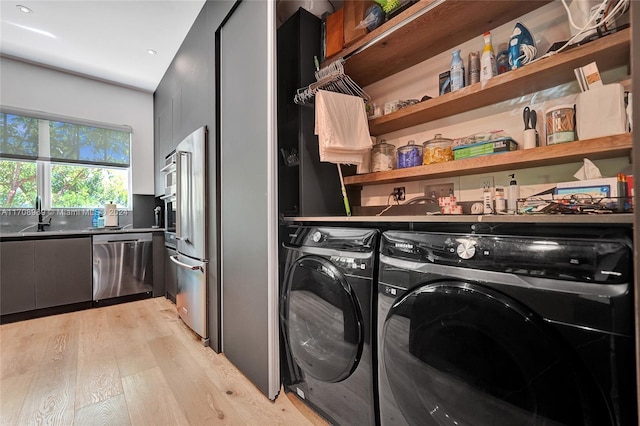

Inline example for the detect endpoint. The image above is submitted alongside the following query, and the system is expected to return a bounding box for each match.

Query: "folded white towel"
[315,90,372,165]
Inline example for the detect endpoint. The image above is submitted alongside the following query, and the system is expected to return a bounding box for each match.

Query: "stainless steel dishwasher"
[92,233,153,303]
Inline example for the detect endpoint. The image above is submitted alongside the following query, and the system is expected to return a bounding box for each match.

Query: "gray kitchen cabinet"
[0,240,36,315]
[155,98,174,196]
[165,245,177,302]
[152,233,165,297]
[35,237,92,309]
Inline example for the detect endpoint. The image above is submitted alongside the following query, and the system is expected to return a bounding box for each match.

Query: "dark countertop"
[0,227,165,241]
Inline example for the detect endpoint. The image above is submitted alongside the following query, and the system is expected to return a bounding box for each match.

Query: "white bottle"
[480,31,497,82]
[507,174,520,214]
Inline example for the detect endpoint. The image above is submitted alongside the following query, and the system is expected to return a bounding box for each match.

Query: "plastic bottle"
[450,49,465,91]
[507,173,520,214]
[92,208,100,228]
[480,31,498,82]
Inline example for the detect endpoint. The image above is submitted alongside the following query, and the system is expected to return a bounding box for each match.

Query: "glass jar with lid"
[370,139,396,172]
[422,134,454,165]
[397,140,423,169]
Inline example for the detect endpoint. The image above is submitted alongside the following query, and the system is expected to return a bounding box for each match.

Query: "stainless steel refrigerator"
[169,126,208,343]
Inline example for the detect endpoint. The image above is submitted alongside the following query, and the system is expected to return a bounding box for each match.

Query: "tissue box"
[555,178,618,198]
[576,83,627,140]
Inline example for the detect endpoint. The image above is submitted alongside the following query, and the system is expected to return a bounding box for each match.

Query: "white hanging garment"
[314,90,372,165]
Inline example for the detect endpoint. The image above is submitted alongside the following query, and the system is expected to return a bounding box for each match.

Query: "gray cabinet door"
[35,237,92,309]
[165,246,177,301]
[155,99,174,196]
[218,0,279,399]
[0,240,36,315]
[152,234,165,297]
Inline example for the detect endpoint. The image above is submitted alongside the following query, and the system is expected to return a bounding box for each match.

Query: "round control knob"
[311,231,323,243]
[456,240,476,259]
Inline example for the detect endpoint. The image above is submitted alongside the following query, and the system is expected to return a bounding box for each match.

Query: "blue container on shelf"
[397,140,423,168]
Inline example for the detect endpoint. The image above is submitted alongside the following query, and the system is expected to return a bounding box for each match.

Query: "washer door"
[282,255,363,383]
[382,281,606,426]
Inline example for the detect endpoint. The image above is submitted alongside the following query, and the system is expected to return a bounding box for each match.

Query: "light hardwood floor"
[0,297,327,426]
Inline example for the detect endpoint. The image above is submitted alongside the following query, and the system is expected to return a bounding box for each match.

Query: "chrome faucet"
[35,195,51,232]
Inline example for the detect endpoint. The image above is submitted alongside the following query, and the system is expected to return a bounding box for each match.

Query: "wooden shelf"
[324,0,552,87]
[368,28,631,136]
[343,133,632,186]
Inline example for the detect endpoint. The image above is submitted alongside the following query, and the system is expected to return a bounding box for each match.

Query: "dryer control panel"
[381,231,631,285]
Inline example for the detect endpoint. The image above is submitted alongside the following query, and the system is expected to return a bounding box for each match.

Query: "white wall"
[0,57,154,195]
[360,2,630,205]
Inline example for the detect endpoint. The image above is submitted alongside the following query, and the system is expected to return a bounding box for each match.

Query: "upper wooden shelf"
[343,133,633,186]
[368,28,631,136]
[324,0,552,87]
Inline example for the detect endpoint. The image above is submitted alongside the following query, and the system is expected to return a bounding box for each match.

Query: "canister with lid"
[422,134,454,165]
[545,104,576,145]
[370,139,396,172]
[397,140,423,169]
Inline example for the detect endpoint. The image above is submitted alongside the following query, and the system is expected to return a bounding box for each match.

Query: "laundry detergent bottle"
[480,31,497,82]
[450,49,465,91]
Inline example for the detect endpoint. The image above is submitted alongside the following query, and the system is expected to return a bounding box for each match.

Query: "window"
[0,159,37,207]
[0,110,131,209]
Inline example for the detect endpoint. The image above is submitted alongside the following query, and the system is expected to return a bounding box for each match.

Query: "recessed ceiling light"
[16,4,32,13]
[147,49,157,56]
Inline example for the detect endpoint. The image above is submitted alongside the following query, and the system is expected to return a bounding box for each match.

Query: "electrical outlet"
[479,176,494,190]
[393,187,405,201]
[424,183,454,198]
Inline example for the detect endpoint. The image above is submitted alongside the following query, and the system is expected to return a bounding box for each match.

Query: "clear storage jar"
[422,134,454,165]
[370,139,396,172]
[397,140,423,169]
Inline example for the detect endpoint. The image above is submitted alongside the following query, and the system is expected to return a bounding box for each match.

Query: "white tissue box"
[576,83,627,140]
[556,178,618,198]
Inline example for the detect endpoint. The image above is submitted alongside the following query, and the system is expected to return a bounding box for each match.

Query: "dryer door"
[282,255,363,383]
[381,281,609,426]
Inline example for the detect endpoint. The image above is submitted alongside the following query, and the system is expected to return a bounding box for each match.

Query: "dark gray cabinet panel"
[165,246,177,302]
[219,0,276,398]
[35,237,92,309]
[152,234,165,297]
[0,241,36,315]
[155,99,174,196]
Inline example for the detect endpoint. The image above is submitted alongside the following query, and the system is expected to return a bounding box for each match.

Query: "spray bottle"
[450,49,465,91]
[507,173,520,214]
[480,31,497,82]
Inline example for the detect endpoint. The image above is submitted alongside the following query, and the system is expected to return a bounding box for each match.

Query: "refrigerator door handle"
[170,255,203,272]
[176,150,192,243]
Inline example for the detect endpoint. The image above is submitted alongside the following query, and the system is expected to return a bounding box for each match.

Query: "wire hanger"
[294,58,370,105]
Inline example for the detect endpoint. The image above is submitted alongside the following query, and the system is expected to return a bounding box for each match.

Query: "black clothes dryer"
[377,229,636,426]
[280,226,379,426]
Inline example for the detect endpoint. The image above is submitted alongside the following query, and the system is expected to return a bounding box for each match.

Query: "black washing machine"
[280,225,379,425]
[377,229,636,426]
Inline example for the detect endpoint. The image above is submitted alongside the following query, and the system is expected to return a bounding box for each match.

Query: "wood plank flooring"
[0,297,328,426]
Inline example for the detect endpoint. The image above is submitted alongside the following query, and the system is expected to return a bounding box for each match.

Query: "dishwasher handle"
[170,255,203,272]
[106,239,142,244]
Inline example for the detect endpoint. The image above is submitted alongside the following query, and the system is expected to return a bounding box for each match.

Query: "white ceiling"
[0,0,207,93]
